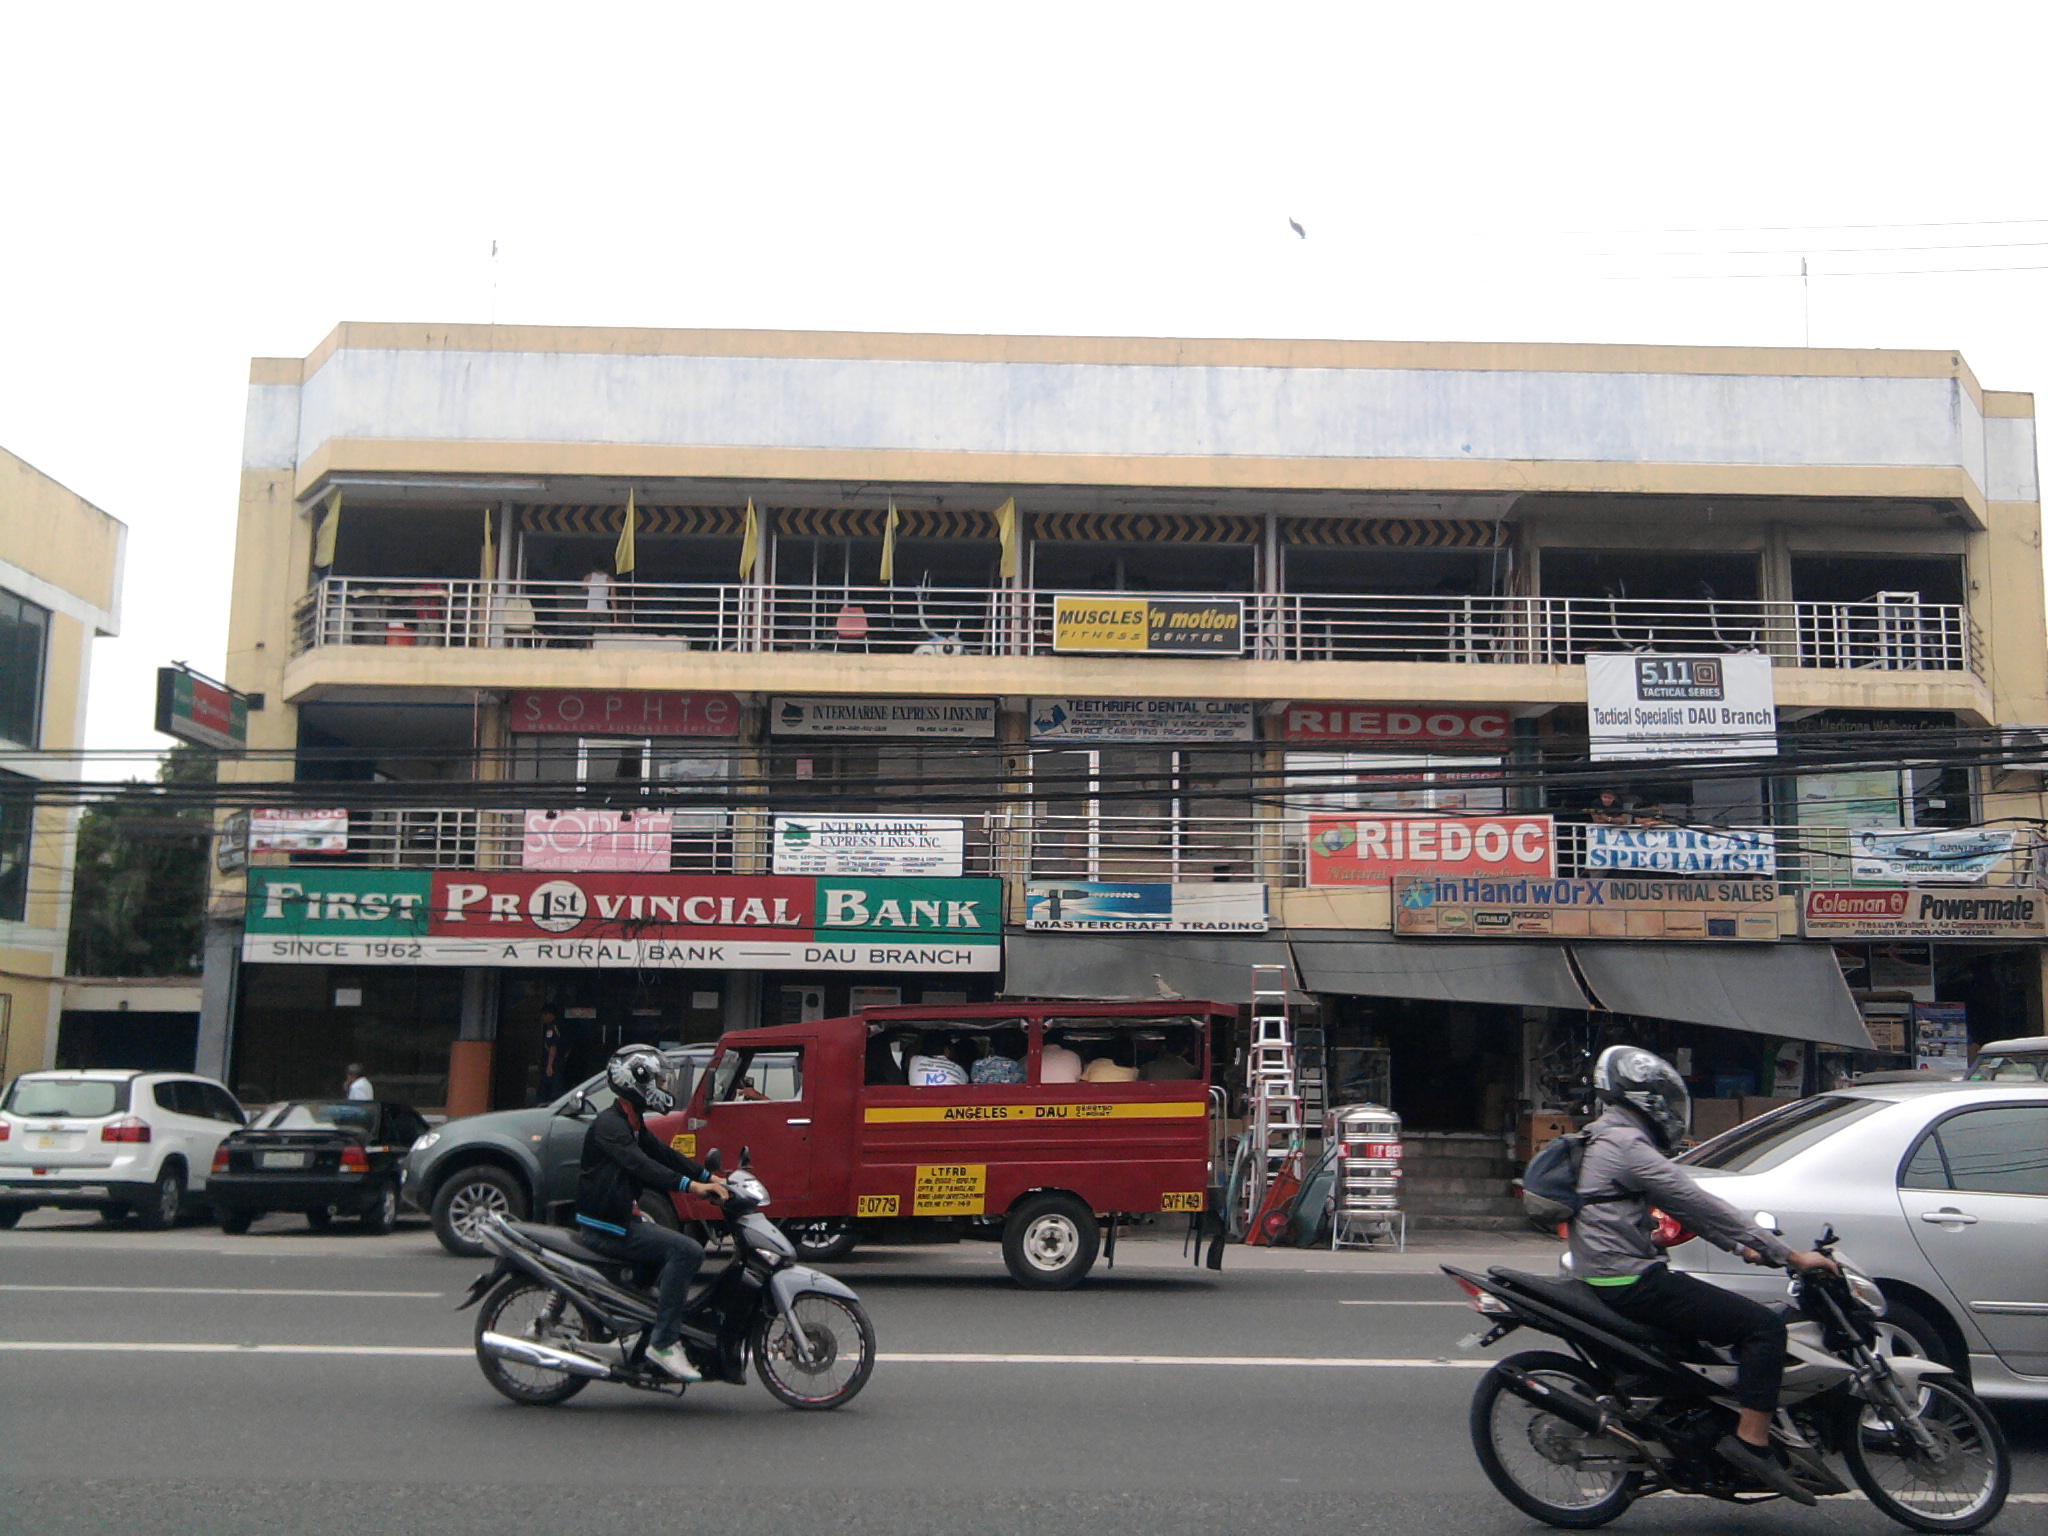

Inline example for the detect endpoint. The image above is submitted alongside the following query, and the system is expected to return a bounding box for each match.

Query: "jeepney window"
[866,1022,1032,1087]
[713,1049,804,1103]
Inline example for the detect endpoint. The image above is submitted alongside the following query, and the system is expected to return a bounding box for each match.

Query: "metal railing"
[1016,814,1288,883]
[1550,818,2040,890]
[276,808,739,874]
[293,578,1981,674]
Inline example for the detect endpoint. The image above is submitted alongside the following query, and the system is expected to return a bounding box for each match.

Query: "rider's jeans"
[1604,1262,1787,1412]
[580,1217,706,1350]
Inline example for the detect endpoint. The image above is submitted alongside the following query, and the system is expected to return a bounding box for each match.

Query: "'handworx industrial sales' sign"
[1801,888,2048,941]
[1394,876,1784,940]
[1586,825,1777,876]
[242,869,1002,970]
[1050,596,1243,655]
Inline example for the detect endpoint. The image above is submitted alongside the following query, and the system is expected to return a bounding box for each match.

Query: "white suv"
[0,1070,248,1229]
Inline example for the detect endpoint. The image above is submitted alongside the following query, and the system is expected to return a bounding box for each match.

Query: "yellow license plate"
[1161,1192,1205,1212]
[856,1194,899,1218]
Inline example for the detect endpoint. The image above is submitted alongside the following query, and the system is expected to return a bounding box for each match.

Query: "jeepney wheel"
[1002,1193,1100,1290]
[781,1219,858,1263]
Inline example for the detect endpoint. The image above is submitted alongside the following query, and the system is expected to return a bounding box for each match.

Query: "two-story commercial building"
[0,446,126,1081]
[207,325,2047,1190]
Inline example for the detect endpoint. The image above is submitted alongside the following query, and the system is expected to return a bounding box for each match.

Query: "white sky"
[3,3,2045,774]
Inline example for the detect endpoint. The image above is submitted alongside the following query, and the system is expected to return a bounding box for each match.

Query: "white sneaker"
[646,1341,702,1382]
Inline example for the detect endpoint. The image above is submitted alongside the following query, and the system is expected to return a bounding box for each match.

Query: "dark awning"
[1291,932,1593,1010]
[1571,943,1874,1049]
[1000,935,1298,1004]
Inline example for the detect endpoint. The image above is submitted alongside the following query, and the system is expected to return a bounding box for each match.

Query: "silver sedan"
[1667,1079,2048,1402]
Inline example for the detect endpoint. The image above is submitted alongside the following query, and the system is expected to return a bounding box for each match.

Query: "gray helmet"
[606,1045,674,1115]
[1592,1045,1690,1151]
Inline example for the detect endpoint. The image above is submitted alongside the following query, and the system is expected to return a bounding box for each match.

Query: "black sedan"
[210,1100,431,1234]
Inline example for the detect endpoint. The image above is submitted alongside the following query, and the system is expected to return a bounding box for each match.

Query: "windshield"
[1680,1094,1888,1173]
[1967,1052,2047,1083]
[256,1102,378,1133]
[3,1078,128,1118]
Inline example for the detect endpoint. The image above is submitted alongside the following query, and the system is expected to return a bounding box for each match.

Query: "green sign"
[246,869,430,937]
[815,877,1002,939]
[155,666,248,752]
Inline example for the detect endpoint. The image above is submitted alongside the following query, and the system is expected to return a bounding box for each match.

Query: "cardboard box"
[1690,1098,1746,1141]
[1516,1111,1578,1162]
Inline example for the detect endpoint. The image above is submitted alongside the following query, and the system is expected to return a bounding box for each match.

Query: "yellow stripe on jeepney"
[862,1101,1206,1124]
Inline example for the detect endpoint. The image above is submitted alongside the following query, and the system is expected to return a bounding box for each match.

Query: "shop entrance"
[493,969,729,1108]
[1323,995,1520,1132]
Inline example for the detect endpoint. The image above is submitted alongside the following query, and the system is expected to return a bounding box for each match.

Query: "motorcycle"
[1444,1218,2010,1532]
[461,1148,876,1410]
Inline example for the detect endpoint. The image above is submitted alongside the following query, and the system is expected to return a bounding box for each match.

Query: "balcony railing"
[278,808,740,874]
[293,578,1982,674]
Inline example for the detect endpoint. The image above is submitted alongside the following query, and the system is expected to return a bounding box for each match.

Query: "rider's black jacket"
[575,1100,708,1235]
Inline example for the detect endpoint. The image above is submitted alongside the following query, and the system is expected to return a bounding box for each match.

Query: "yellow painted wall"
[0,447,123,617]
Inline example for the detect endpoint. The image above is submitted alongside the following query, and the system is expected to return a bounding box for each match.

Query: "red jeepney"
[657,1001,1233,1288]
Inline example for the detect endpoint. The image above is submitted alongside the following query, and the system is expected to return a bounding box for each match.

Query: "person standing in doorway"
[344,1064,374,1101]
[539,1010,566,1101]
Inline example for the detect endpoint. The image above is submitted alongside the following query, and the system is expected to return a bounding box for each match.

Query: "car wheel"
[1873,1297,1954,1371]
[1001,1193,1100,1290]
[306,1206,335,1231]
[359,1183,399,1235]
[218,1208,254,1235]
[138,1166,186,1231]
[0,1205,23,1230]
[430,1166,528,1257]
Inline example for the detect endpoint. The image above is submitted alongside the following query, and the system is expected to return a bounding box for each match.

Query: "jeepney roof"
[714,1000,1235,1050]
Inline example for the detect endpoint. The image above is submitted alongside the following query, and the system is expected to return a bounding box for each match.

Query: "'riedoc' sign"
[1307,815,1554,885]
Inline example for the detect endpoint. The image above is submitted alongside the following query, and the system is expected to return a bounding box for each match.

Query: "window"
[1900,1108,2048,1197]
[153,1081,193,1116]
[200,1084,247,1125]
[1032,747,1252,881]
[3,1077,128,1118]
[1679,1094,1887,1172]
[0,769,32,922]
[0,589,49,748]
[713,1048,804,1103]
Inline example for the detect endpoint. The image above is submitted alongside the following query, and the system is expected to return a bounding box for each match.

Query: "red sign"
[1307,814,1554,885]
[1807,889,1909,920]
[430,873,810,941]
[509,691,741,737]
[1283,704,1510,748]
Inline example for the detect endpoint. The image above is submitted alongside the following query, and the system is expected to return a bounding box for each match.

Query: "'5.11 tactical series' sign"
[1586,653,1777,762]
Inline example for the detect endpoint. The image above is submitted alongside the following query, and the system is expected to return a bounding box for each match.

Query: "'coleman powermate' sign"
[242,869,1002,971]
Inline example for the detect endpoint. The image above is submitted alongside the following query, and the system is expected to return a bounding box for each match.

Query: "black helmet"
[606,1045,674,1115]
[1592,1045,1690,1151]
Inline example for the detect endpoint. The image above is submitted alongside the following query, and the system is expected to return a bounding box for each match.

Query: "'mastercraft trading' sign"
[243,869,1002,971]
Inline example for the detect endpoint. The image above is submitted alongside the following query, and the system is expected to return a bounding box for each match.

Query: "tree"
[65,745,212,976]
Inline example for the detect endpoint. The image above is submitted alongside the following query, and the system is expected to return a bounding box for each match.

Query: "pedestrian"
[343,1064,374,1101]
[539,1010,565,1101]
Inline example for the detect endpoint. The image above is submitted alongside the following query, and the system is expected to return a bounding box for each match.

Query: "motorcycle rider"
[1571,1045,1840,1505]
[575,1045,728,1383]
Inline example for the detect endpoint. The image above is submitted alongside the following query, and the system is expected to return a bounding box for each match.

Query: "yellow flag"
[739,497,760,581]
[614,488,637,575]
[880,500,899,585]
[995,496,1018,581]
[313,491,341,568]
[479,508,496,582]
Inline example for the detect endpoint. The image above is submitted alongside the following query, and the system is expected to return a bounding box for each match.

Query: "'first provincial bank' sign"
[242,869,1002,971]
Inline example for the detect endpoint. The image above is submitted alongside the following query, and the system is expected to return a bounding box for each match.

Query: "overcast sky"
[4,3,2045,773]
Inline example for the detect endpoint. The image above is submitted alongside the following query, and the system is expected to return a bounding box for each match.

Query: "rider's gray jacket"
[1568,1106,1795,1280]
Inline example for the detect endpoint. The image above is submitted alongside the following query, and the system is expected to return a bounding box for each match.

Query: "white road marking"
[0,1342,473,1357]
[0,1285,442,1299]
[1338,1300,1469,1307]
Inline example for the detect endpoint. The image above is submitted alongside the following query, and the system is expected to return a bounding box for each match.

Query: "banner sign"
[1586,653,1777,762]
[250,808,348,854]
[1283,704,1510,749]
[155,666,248,752]
[1023,881,1269,932]
[1802,887,2048,941]
[770,697,997,738]
[1029,698,1256,743]
[523,809,672,872]
[1586,825,1777,877]
[772,817,965,878]
[242,869,1003,971]
[509,690,741,737]
[1394,875,1783,941]
[1914,1001,1970,1076]
[1050,596,1243,656]
[1848,827,2015,884]
[1308,815,1554,885]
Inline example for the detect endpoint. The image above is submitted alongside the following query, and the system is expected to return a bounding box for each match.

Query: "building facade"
[0,446,126,1081]
[207,325,2047,1149]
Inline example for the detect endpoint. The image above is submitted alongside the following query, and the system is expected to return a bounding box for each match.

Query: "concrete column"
[194,917,241,1085]
[447,967,500,1117]
[458,967,499,1040]
[722,971,761,1033]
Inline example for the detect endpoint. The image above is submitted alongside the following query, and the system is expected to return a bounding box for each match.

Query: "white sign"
[250,808,349,854]
[772,817,966,877]
[770,697,996,738]
[1023,881,1269,932]
[1586,653,1776,762]
[1586,825,1777,876]
[1850,827,2015,883]
[1028,698,1256,743]
[242,935,1001,972]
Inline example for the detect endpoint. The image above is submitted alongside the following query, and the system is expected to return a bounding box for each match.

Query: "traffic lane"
[2,1355,2042,1536]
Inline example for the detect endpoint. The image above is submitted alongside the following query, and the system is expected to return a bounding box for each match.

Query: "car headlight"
[410,1131,441,1155]
[1846,1272,1887,1317]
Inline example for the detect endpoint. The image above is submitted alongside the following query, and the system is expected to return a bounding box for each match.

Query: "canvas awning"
[1570,943,1874,1049]
[1290,932,1594,1010]
[999,935,1298,1004]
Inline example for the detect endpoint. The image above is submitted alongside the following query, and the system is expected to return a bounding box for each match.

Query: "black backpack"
[1519,1128,1632,1225]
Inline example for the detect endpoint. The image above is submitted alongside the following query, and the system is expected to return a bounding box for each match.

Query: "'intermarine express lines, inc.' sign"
[243,869,1002,971]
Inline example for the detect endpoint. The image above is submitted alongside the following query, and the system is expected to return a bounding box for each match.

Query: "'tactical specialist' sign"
[522,809,673,872]
[1802,887,2048,940]
[1050,596,1244,655]
[1308,815,1554,885]
[1028,698,1256,743]
[1282,704,1511,749]
[155,666,248,752]
[1586,653,1777,762]
[1394,875,1784,940]
[508,690,741,736]
[1023,881,1269,932]
[242,869,1003,971]
[772,817,966,878]
[770,697,997,738]
[1587,825,1777,877]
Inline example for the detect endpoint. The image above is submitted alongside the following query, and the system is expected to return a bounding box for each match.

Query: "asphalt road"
[1,1212,2042,1536]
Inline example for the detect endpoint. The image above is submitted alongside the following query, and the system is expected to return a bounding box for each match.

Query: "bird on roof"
[1288,217,1306,239]
[1153,973,1185,1000]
